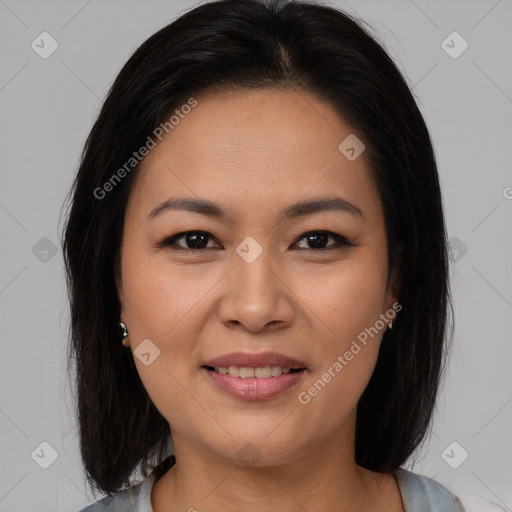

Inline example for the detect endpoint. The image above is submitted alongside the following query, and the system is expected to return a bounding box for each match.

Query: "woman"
[62,0,466,510]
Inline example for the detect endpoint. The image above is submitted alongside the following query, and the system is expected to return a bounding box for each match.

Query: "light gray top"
[78,467,466,511]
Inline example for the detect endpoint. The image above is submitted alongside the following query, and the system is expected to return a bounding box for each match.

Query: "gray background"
[1,0,511,510]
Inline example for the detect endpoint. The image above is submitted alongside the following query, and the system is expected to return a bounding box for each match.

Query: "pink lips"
[201,351,307,401]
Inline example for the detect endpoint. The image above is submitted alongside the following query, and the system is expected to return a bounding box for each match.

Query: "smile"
[204,365,304,378]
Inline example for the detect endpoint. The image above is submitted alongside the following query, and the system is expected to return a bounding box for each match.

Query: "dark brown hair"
[61,0,454,497]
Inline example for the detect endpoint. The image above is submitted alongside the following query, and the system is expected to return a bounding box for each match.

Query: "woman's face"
[117,88,399,466]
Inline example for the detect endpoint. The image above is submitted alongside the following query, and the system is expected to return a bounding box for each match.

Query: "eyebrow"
[147,196,363,221]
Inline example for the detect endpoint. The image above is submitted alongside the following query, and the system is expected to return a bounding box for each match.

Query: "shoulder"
[394,468,466,512]
[77,473,156,512]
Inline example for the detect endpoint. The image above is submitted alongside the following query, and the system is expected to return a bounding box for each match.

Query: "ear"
[384,264,401,311]
[114,253,125,315]
[384,247,403,319]
[115,255,130,347]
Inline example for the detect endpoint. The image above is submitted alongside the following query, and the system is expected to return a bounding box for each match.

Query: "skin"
[116,88,403,512]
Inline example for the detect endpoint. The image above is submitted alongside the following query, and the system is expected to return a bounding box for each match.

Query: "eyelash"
[154,230,355,252]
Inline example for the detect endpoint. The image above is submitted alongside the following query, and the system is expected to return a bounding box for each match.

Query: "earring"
[388,320,393,330]
[120,322,129,347]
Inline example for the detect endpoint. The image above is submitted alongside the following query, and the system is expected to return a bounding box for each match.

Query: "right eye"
[156,231,221,250]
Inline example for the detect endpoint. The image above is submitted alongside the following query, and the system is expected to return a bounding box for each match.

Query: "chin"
[202,432,309,469]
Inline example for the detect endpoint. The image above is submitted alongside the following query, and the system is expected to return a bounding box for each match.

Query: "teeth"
[227,365,240,377]
[213,365,297,378]
[255,367,272,378]
[239,367,254,378]
[271,366,283,377]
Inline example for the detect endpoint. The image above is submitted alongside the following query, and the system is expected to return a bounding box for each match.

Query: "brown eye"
[155,230,354,252]
[158,231,220,250]
[294,231,353,251]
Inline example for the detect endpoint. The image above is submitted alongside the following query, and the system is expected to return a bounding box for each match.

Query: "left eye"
[294,231,352,251]
[156,230,353,251]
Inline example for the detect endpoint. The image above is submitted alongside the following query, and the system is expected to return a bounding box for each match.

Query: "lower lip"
[202,367,305,400]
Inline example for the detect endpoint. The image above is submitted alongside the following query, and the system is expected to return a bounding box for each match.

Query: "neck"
[151,415,402,512]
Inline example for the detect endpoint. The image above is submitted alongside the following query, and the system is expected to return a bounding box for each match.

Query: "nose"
[218,248,294,333]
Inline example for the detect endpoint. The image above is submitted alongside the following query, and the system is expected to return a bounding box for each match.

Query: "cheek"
[122,249,204,343]
[123,266,198,427]
[120,253,197,407]
[296,312,383,436]
[295,257,387,412]
[120,250,220,407]
[299,346,380,439]
[301,255,388,343]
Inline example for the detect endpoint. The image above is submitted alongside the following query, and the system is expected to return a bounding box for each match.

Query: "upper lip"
[202,351,307,369]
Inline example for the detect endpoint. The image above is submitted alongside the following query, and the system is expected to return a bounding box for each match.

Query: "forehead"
[128,88,381,221]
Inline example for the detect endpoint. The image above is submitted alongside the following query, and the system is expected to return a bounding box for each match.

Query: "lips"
[201,351,308,400]
[202,351,307,369]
